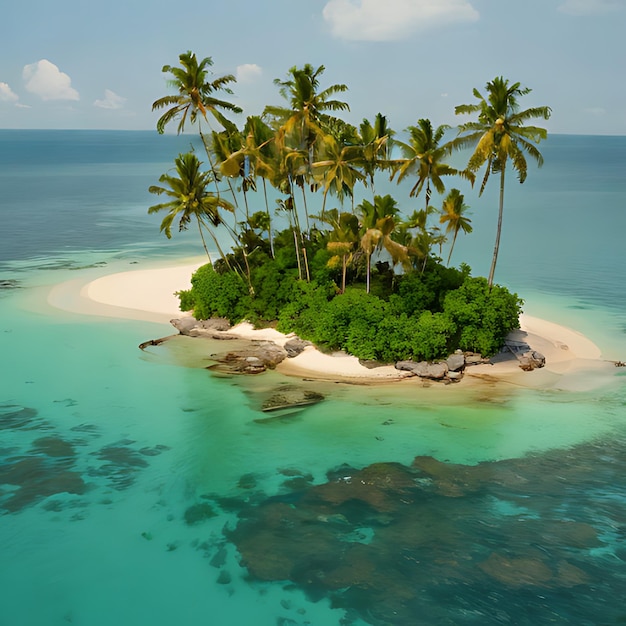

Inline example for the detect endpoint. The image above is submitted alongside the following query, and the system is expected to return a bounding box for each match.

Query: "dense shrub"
[177,255,522,362]
[247,260,299,322]
[178,263,249,322]
[394,262,468,316]
[276,280,335,338]
[443,276,523,356]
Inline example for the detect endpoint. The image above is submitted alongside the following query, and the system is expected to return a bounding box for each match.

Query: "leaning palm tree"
[148,152,234,265]
[452,76,551,287]
[439,188,472,265]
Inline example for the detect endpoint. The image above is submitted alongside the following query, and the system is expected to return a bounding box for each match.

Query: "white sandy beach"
[48,261,615,390]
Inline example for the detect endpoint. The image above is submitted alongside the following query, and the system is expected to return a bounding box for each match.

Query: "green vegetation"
[150,53,549,363]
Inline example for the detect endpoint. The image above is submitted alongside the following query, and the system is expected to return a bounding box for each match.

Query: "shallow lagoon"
[1,258,625,625]
[1,130,626,624]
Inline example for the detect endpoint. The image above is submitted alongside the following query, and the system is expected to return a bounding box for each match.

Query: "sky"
[1,0,625,135]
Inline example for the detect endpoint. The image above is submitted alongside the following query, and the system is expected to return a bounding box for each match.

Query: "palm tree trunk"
[447,230,459,266]
[292,228,302,280]
[261,179,275,258]
[366,253,371,294]
[196,219,213,264]
[301,184,311,232]
[488,163,506,289]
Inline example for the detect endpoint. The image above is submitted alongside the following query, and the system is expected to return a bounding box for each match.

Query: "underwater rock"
[0,456,86,512]
[238,473,258,489]
[216,570,232,585]
[556,559,590,587]
[304,462,416,513]
[478,552,554,588]
[261,387,324,412]
[32,436,75,458]
[209,545,228,568]
[0,405,39,430]
[184,502,217,525]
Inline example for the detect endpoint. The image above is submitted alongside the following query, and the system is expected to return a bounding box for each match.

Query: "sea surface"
[0,129,625,625]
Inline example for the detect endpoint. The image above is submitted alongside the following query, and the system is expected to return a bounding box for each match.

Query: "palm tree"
[148,152,234,265]
[357,195,408,293]
[391,118,472,210]
[152,51,242,135]
[311,133,365,214]
[439,189,472,265]
[319,209,360,293]
[398,206,441,273]
[359,113,394,200]
[152,51,243,200]
[264,63,350,160]
[265,64,351,235]
[452,76,551,287]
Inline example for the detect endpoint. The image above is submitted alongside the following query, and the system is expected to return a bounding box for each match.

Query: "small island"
[146,52,552,376]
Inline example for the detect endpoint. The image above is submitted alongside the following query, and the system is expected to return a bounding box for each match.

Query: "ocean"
[0,129,625,625]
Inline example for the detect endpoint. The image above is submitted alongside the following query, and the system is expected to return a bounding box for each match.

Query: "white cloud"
[236,63,263,83]
[23,59,79,101]
[558,0,624,15]
[0,82,19,103]
[94,89,126,109]
[322,0,479,41]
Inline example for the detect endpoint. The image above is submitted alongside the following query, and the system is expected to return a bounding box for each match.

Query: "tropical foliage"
[150,54,546,362]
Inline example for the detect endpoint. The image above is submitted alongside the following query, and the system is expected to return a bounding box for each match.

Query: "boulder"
[446,352,466,372]
[171,317,231,336]
[395,361,418,373]
[284,338,311,358]
[519,350,546,371]
[261,387,325,412]
[413,361,449,380]
[208,341,288,375]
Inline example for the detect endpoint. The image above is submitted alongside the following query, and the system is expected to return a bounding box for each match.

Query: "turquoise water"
[1,130,626,625]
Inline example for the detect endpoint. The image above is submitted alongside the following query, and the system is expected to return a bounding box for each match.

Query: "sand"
[48,260,616,390]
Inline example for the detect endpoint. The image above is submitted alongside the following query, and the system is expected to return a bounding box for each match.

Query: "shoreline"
[47,260,616,391]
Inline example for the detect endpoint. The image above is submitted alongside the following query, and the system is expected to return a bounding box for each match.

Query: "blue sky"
[1,0,624,135]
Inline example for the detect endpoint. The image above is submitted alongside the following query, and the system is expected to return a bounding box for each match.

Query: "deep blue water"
[0,130,625,626]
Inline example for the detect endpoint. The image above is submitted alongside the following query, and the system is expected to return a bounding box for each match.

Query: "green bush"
[177,253,522,363]
[443,277,522,356]
[313,289,388,351]
[181,263,249,322]
[276,280,335,338]
[410,311,457,361]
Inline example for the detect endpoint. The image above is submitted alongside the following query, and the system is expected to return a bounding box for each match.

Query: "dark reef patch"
[0,455,87,512]
[87,442,158,490]
[225,436,626,626]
